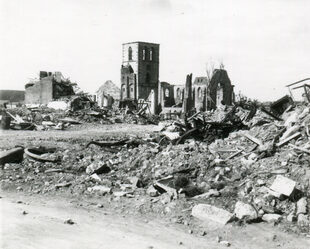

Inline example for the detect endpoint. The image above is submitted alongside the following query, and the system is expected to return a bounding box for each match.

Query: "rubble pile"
[1,102,309,234]
[121,113,159,125]
[0,102,160,130]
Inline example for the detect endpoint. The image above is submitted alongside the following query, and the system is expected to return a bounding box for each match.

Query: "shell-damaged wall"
[208,69,234,110]
[25,72,75,105]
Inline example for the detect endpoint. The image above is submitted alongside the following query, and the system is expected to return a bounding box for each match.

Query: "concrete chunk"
[296,197,307,215]
[297,214,309,226]
[270,175,296,197]
[234,201,258,220]
[192,204,233,225]
[162,131,180,140]
[146,185,159,197]
[87,185,111,195]
[262,214,282,223]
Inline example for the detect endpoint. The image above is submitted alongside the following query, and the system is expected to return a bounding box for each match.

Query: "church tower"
[120,41,160,101]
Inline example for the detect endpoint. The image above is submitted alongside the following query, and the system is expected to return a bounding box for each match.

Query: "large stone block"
[234,201,258,220]
[192,204,233,225]
[270,175,296,197]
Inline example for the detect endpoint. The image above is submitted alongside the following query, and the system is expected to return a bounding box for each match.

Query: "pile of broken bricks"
[0,102,309,234]
[192,175,308,227]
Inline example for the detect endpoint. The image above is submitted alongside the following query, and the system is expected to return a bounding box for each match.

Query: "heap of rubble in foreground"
[0,102,309,235]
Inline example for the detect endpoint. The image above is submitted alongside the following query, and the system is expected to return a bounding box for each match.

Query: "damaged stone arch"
[129,83,135,99]
[176,88,181,98]
[143,46,148,61]
[208,69,234,110]
[216,83,224,105]
[150,47,154,61]
[197,87,202,98]
[165,88,170,97]
[128,47,133,61]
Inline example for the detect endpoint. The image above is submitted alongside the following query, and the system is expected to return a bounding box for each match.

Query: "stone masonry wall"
[25,77,53,104]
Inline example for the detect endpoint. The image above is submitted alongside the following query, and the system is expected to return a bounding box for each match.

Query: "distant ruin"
[25,71,75,105]
[120,41,235,114]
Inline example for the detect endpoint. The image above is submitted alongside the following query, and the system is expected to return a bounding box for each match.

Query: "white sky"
[1,0,309,101]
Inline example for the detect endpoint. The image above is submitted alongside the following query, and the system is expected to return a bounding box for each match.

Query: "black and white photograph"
[0,0,310,248]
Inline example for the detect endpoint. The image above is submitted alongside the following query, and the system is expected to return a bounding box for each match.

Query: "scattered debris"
[219,241,231,247]
[87,185,111,195]
[2,91,310,235]
[55,182,72,189]
[86,162,111,175]
[64,219,75,225]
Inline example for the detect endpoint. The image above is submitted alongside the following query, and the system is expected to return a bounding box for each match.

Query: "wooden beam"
[260,107,283,121]
[243,133,263,146]
[285,78,310,87]
[276,132,301,147]
[289,144,310,154]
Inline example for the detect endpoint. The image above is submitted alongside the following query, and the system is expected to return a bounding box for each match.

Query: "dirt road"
[0,193,217,249]
[1,193,310,249]
[0,124,158,143]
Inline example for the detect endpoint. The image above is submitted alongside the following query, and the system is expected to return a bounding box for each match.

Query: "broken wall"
[208,69,234,110]
[25,72,75,105]
[25,77,53,104]
[121,65,136,100]
[193,86,208,111]
[173,85,184,106]
[158,82,176,108]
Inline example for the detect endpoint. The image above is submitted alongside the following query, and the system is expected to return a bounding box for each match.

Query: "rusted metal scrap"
[86,138,143,148]
[86,139,130,148]
[24,147,59,163]
[260,107,283,121]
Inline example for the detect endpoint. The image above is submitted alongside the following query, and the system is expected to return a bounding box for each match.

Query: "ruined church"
[120,41,235,114]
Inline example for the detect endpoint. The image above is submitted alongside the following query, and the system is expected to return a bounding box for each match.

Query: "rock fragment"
[296,197,307,215]
[262,214,282,223]
[270,175,296,197]
[192,204,233,225]
[146,185,159,197]
[234,201,258,220]
[87,185,111,195]
[219,241,231,247]
[297,214,309,226]
[64,219,75,225]
[286,213,296,222]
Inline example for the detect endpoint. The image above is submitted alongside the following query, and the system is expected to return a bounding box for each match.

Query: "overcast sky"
[1,0,309,101]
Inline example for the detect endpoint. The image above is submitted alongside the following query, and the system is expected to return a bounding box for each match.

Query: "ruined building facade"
[96,80,120,108]
[25,71,75,105]
[120,42,160,102]
[208,69,234,109]
[192,77,208,111]
[160,70,234,112]
[119,41,234,113]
